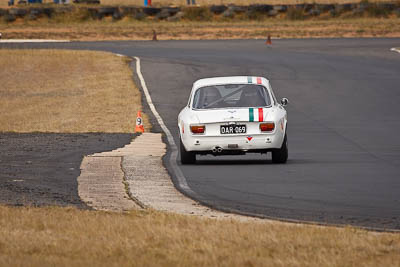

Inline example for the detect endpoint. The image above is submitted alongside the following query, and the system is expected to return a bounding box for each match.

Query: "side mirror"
[280,98,289,106]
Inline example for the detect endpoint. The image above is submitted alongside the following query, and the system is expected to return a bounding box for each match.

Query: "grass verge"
[1,17,399,40]
[0,205,400,266]
[0,49,149,132]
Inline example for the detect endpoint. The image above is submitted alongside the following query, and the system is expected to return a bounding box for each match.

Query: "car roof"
[193,76,270,90]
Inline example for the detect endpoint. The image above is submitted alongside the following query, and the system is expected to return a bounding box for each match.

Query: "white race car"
[178,76,288,164]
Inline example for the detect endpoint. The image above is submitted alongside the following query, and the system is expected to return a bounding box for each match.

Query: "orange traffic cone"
[266,34,272,45]
[135,111,144,133]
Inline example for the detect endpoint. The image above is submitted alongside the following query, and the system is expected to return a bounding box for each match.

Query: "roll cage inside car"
[191,84,273,110]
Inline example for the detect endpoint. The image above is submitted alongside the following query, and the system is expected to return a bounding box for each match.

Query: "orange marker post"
[152,30,158,41]
[135,111,144,133]
[266,34,272,45]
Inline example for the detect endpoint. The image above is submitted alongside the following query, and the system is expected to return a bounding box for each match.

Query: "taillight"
[190,125,205,134]
[260,122,275,132]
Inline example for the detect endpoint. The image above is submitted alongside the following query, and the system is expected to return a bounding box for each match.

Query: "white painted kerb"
[390,48,400,54]
[134,56,194,194]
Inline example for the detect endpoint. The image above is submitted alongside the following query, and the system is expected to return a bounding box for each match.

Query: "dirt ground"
[0,132,133,207]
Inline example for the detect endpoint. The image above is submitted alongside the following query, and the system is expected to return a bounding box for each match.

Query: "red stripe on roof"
[258,108,263,122]
[257,77,262,84]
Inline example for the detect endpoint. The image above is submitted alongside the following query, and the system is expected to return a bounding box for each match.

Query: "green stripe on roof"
[247,77,252,83]
[249,108,254,122]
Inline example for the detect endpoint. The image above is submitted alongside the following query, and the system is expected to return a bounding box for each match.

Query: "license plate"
[220,125,246,134]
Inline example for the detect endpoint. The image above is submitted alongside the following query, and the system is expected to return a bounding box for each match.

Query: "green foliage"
[76,8,92,21]
[182,7,212,21]
[50,7,90,23]
[3,14,16,23]
[366,4,389,18]
[134,12,146,21]
[396,9,400,18]
[286,7,304,20]
[245,10,264,20]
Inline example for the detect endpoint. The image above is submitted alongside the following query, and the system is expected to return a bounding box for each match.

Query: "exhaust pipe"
[212,146,223,153]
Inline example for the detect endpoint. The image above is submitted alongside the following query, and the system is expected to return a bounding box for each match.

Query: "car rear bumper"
[182,133,284,153]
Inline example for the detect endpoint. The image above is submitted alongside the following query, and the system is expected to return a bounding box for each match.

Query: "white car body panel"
[178,76,287,154]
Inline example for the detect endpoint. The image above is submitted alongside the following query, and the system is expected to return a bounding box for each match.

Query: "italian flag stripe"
[257,77,262,84]
[258,108,263,122]
[249,108,254,122]
[249,108,264,122]
[247,77,252,83]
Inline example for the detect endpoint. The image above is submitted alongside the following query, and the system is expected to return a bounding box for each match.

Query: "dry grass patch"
[0,0,394,7]
[0,205,399,266]
[1,17,399,40]
[0,49,149,133]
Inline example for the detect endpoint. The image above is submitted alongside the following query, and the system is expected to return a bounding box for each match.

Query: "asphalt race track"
[2,39,400,230]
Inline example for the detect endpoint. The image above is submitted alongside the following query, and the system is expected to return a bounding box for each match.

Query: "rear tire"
[272,134,288,164]
[180,138,196,164]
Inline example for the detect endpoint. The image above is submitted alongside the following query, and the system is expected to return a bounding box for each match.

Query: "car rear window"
[192,84,271,109]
